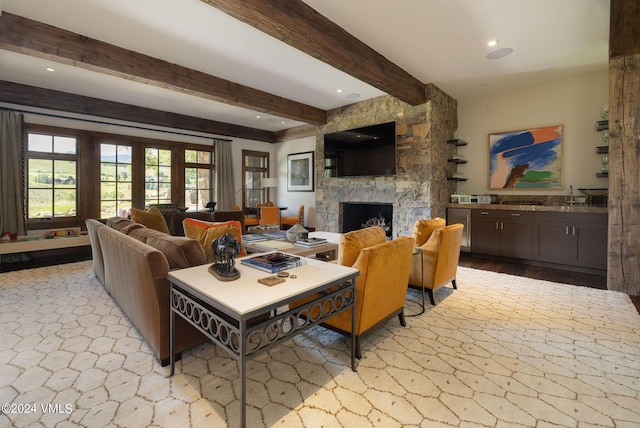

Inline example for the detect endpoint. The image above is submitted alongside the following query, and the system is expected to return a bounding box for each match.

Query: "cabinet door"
[471,211,500,255]
[574,222,608,270]
[501,216,533,259]
[533,221,573,265]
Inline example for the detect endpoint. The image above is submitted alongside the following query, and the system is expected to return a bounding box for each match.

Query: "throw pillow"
[131,206,170,234]
[182,218,246,262]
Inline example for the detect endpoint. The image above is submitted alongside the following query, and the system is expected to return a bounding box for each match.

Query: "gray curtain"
[0,110,27,237]
[215,139,235,211]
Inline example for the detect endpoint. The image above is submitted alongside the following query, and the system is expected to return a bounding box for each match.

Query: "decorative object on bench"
[208,233,241,281]
[131,206,171,234]
[286,223,308,242]
[409,222,464,305]
[205,201,217,212]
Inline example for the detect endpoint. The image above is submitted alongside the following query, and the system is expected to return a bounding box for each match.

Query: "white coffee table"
[167,254,359,428]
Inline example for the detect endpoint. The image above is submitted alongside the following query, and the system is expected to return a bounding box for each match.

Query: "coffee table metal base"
[169,279,357,427]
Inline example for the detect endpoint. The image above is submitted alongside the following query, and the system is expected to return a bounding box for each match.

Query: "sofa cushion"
[183,218,246,262]
[107,217,134,231]
[131,206,170,234]
[163,211,214,236]
[120,222,147,235]
[337,226,387,267]
[128,227,205,269]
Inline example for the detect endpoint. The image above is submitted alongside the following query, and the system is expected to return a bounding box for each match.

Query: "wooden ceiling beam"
[609,0,640,57]
[0,81,277,143]
[201,0,426,106]
[0,12,326,126]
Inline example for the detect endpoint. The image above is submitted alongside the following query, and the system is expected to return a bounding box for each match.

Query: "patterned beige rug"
[1,261,639,427]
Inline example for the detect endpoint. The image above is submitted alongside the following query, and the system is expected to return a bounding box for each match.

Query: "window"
[100,143,132,218]
[145,147,172,206]
[241,150,269,209]
[26,132,78,219]
[185,149,214,211]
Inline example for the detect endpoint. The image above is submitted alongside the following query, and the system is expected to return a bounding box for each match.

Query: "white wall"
[456,69,609,196]
[274,136,317,227]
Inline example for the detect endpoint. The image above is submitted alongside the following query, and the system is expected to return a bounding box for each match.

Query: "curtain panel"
[215,139,235,211]
[0,110,27,237]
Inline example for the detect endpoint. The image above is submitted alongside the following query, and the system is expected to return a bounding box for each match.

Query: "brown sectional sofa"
[86,217,209,365]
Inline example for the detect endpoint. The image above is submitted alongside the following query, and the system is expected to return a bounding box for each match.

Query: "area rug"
[1,261,639,427]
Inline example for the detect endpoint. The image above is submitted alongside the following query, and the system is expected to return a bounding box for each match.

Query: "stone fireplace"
[314,86,458,237]
[343,202,393,237]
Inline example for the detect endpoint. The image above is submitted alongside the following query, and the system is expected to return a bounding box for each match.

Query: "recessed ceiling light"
[336,89,343,93]
[256,115,261,119]
[486,48,513,60]
[487,40,499,47]
[46,67,55,72]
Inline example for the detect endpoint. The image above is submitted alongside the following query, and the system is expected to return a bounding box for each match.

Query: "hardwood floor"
[459,254,640,315]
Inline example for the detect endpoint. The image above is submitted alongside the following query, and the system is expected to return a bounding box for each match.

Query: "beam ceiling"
[0,12,327,128]
[200,0,427,106]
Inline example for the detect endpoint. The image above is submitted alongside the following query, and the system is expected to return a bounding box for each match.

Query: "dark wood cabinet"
[471,210,533,259]
[470,208,607,272]
[532,212,608,270]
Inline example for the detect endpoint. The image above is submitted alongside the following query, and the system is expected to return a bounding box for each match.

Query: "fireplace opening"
[342,203,393,238]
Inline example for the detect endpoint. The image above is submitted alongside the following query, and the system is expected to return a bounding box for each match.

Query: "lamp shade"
[262,178,278,188]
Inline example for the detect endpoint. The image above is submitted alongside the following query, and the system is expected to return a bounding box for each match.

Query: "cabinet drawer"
[473,209,532,220]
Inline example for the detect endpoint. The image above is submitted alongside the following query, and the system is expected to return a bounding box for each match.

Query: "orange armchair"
[281,205,304,227]
[409,222,464,305]
[294,226,415,358]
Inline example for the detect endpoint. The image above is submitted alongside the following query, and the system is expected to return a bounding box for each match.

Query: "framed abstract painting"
[488,125,563,189]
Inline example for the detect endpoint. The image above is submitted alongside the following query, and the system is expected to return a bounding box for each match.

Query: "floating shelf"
[595,120,609,131]
[597,172,609,178]
[447,159,468,164]
[447,177,468,181]
[596,146,609,154]
[447,139,468,146]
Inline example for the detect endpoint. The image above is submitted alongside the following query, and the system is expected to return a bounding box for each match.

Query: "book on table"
[294,237,328,247]
[251,240,294,251]
[263,230,287,240]
[241,252,306,273]
[242,233,268,242]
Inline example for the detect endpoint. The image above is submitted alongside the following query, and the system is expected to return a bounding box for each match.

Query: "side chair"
[281,205,304,228]
[291,226,415,358]
[409,222,464,305]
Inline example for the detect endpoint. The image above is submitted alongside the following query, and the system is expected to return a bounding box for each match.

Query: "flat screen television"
[323,121,396,177]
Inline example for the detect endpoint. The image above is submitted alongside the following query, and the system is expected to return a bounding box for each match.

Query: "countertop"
[446,203,608,214]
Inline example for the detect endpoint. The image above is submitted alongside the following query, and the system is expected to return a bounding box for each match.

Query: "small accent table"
[167,255,359,428]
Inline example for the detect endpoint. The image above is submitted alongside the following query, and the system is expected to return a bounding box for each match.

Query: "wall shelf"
[447,159,468,164]
[447,139,467,181]
[447,139,468,146]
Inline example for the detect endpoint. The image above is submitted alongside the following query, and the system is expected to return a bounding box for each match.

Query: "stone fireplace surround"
[314,86,458,238]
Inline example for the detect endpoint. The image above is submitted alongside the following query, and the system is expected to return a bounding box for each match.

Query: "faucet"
[566,185,576,206]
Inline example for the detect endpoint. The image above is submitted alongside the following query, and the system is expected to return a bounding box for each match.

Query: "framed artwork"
[488,125,563,189]
[287,151,314,192]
